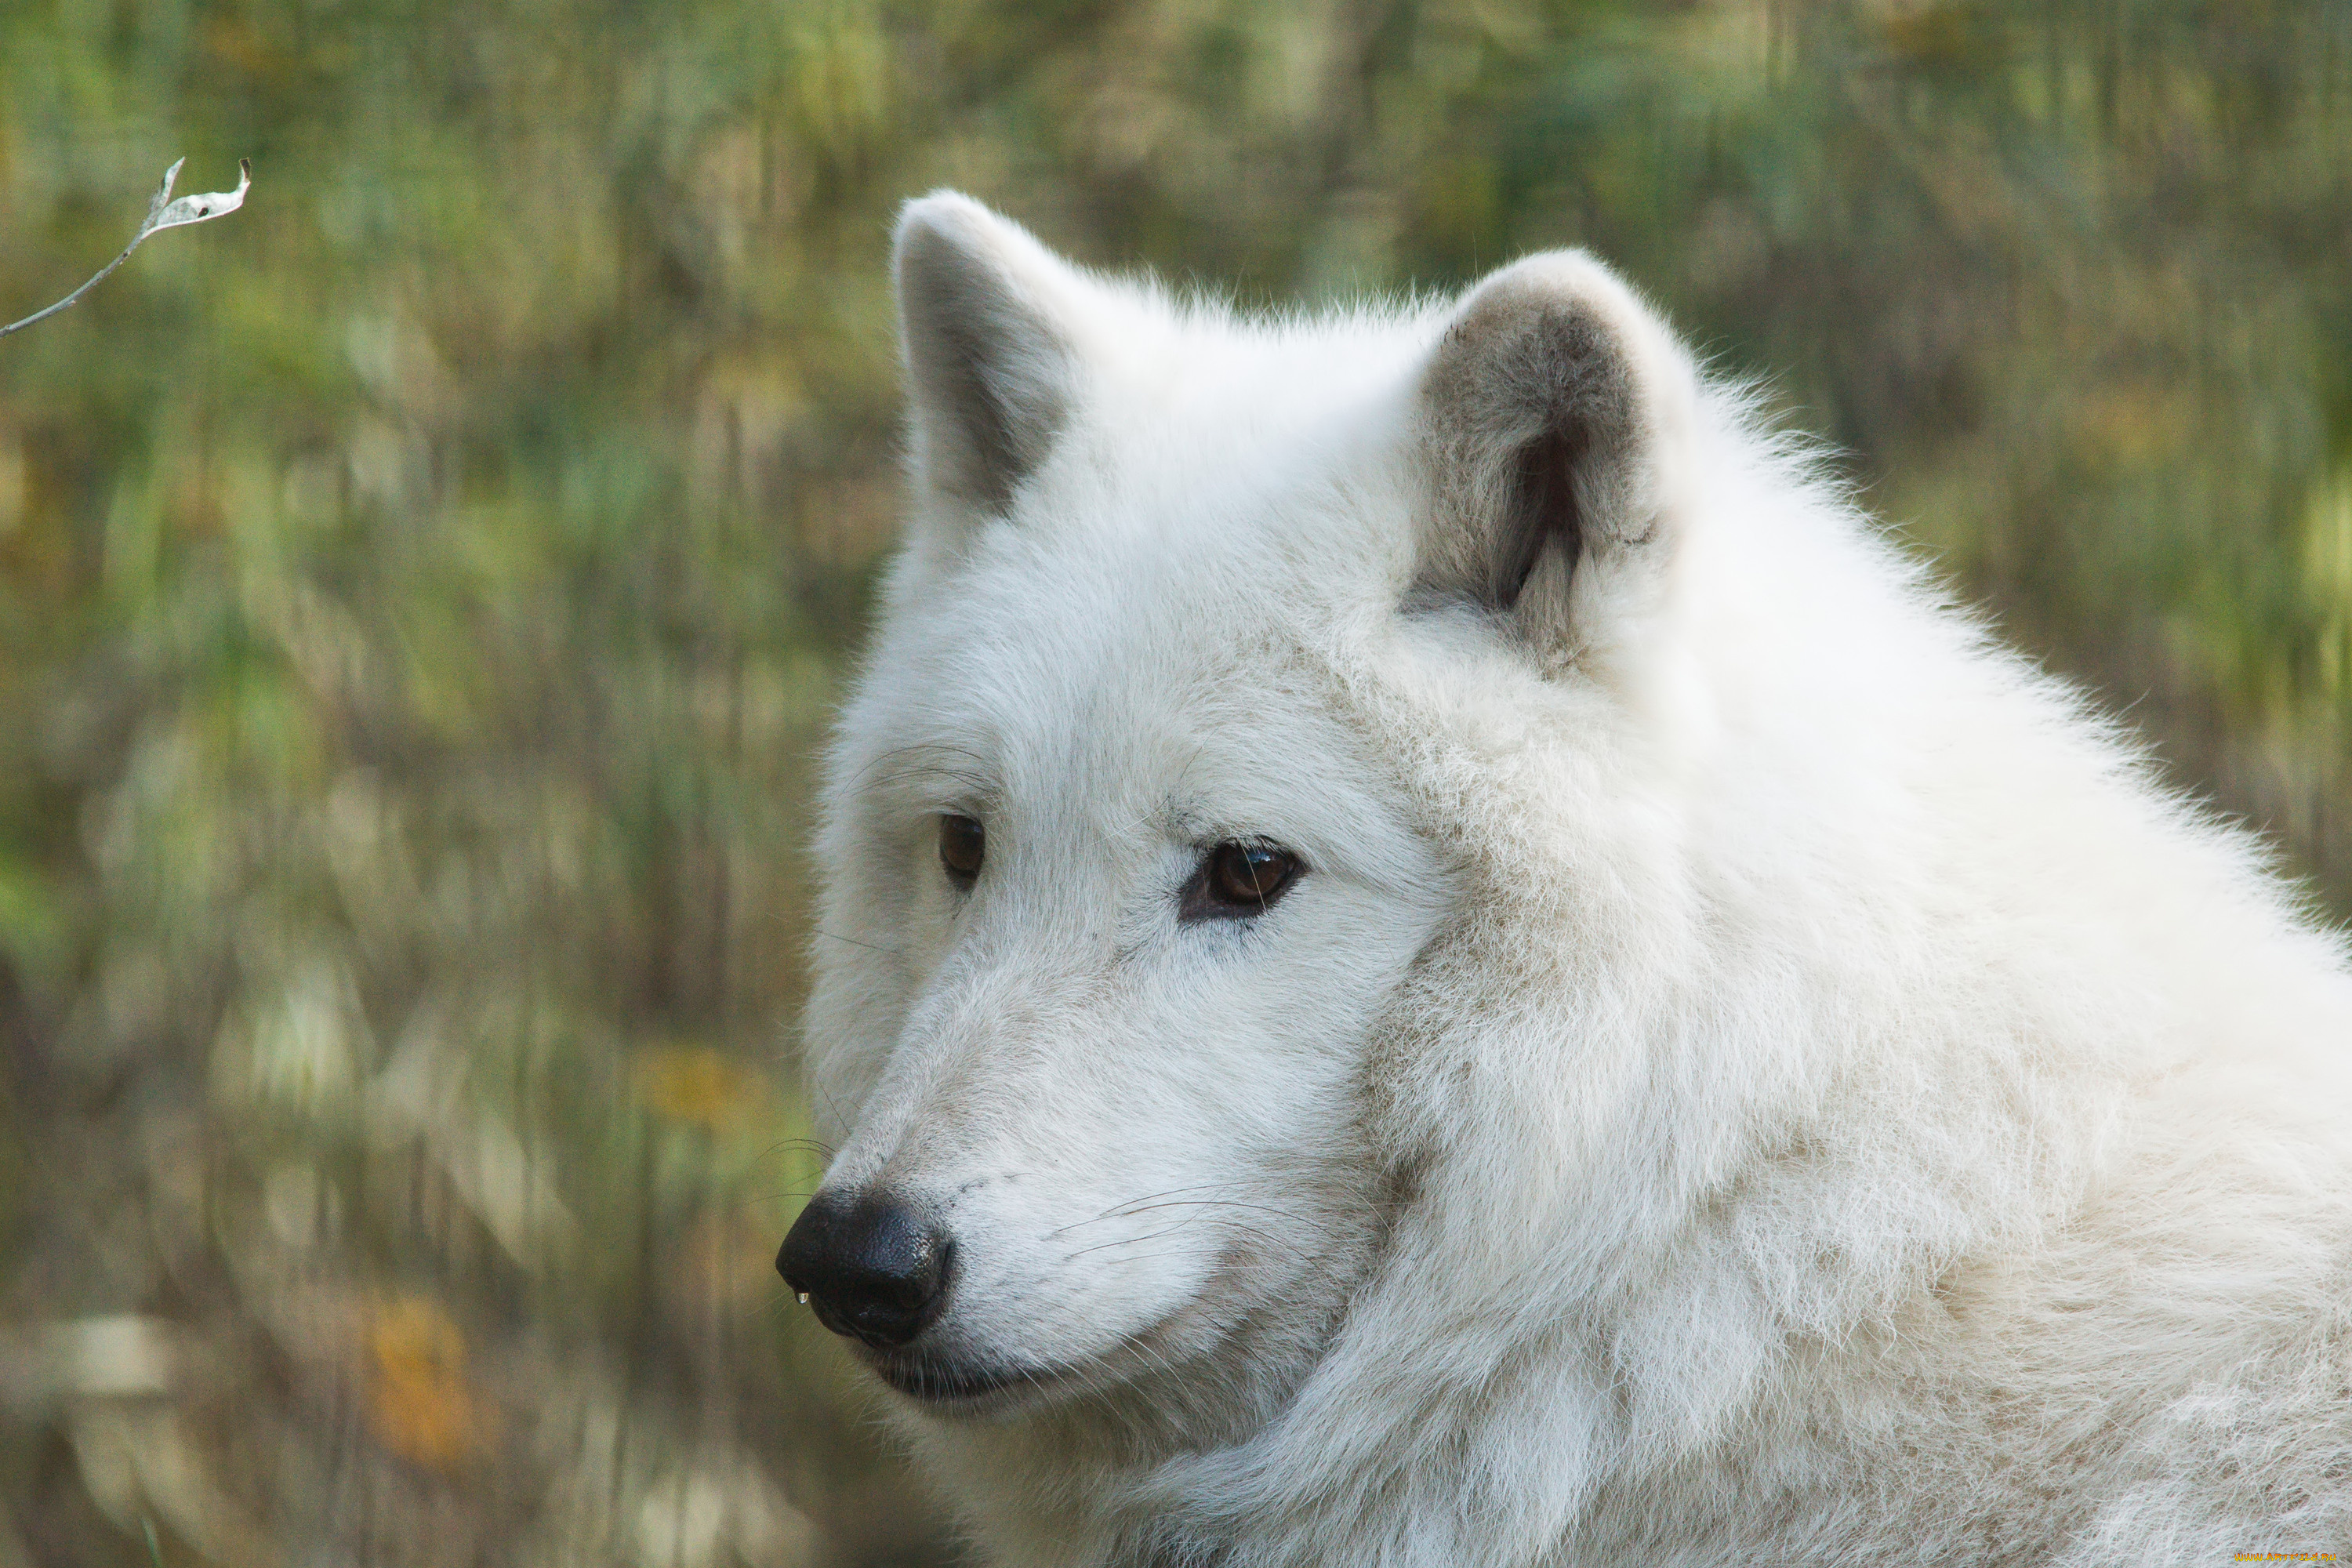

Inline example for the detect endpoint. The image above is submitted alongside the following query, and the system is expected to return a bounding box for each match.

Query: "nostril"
[775,1189,955,1349]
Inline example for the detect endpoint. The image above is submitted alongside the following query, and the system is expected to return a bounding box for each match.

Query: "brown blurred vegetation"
[0,0,2346,1563]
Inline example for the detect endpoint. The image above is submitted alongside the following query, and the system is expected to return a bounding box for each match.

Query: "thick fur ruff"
[799,192,2352,1566]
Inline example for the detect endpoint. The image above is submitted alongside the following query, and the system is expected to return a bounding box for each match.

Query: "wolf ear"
[894,192,1099,521]
[1414,252,1698,652]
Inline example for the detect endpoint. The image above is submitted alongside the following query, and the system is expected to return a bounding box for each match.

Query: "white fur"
[800,192,2352,1566]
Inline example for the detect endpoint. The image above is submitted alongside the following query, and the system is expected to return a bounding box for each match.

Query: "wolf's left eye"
[1181,841,1302,922]
[939,814,985,888]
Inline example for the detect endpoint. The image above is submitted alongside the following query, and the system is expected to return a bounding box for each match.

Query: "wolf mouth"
[865,1350,1076,1405]
[862,1243,1266,1414]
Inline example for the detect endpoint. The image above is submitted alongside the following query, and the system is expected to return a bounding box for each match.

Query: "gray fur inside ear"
[1417,255,1676,628]
[895,194,1083,515]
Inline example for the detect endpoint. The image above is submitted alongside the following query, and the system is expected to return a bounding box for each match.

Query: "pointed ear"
[894,192,1099,521]
[1414,252,1699,652]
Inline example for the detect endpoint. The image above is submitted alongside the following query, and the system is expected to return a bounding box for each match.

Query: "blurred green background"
[0,0,2346,1562]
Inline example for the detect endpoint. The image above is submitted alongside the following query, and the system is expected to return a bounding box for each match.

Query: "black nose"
[775,1189,953,1349]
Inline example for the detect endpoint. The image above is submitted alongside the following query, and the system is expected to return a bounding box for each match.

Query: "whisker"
[815,929,902,956]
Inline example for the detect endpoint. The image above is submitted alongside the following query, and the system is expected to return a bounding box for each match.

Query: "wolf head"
[783,191,1720,1419]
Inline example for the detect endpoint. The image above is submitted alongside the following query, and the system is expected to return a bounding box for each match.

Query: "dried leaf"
[0,158,252,340]
[144,158,252,235]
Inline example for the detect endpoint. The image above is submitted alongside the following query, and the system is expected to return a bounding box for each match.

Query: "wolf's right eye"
[1180,840,1302,922]
[939,814,985,887]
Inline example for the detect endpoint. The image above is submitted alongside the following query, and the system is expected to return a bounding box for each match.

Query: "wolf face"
[783,193,1698,1443]
[791,519,1454,1428]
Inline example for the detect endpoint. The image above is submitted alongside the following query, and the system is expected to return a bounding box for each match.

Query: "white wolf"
[778,192,2352,1566]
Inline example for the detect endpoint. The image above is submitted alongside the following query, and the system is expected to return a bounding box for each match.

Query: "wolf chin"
[779,192,2352,1566]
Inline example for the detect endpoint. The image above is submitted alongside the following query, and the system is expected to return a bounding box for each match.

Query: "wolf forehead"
[838,543,1414,876]
[878,335,1439,662]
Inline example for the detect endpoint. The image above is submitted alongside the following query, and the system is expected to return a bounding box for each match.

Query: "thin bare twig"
[0,157,252,341]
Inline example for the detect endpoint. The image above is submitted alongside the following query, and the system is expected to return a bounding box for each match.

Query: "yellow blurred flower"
[633,1044,770,1134]
[365,1295,491,1473]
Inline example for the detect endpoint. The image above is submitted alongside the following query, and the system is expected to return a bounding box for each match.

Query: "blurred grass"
[0,0,2347,1563]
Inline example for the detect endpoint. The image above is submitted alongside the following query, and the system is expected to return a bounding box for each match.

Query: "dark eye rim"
[1178,840,1305,924]
[938,812,985,888]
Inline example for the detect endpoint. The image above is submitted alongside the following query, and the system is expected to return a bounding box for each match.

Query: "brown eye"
[1182,841,1302,922]
[939,814,985,887]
